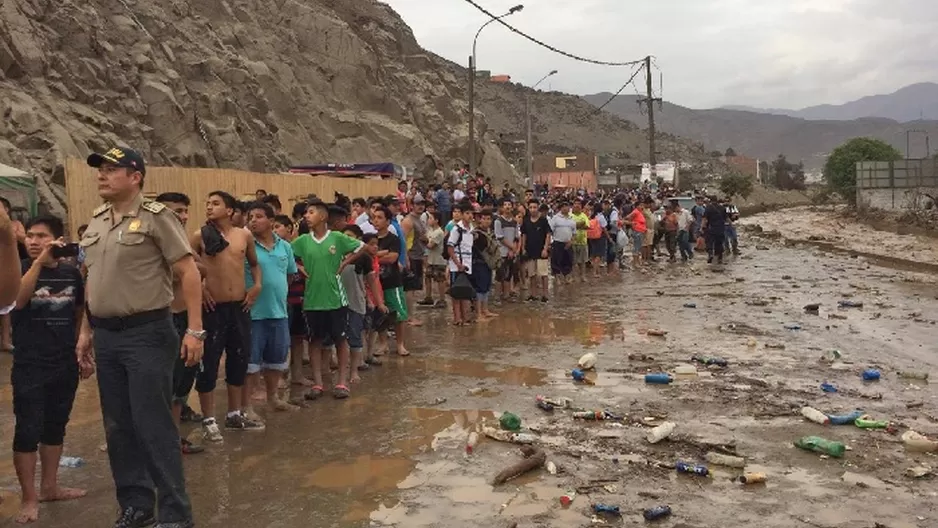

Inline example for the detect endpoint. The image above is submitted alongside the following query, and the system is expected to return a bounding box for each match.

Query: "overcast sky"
[384,0,937,109]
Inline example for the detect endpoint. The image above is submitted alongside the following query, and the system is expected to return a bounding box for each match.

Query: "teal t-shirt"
[245,236,297,321]
[291,230,363,311]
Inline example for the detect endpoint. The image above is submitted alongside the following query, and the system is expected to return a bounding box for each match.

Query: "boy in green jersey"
[290,199,364,399]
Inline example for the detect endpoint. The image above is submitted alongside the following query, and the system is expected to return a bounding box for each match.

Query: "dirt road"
[1,208,937,528]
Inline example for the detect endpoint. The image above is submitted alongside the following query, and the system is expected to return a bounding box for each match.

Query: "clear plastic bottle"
[647,422,676,444]
[704,451,746,468]
[465,432,479,454]
[801,406,830,425]
[59,456,85,468]
[902,430,938,452]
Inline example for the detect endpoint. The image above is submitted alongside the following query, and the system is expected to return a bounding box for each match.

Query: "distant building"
[723,155,759,179]
[533,152,598,190]
[641,162,678,183]
[490,74,511,83]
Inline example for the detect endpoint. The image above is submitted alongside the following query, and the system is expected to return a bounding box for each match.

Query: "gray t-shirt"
[549,214,577,243]
[339,255,371,315]
[407,213,427,261]
[493,215,519,257]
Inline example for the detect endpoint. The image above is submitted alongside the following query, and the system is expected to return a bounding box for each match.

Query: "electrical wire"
[592,65,644,114]
[461,0,645,67]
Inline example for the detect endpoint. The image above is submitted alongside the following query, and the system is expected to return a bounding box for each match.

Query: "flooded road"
[3,209,938,527]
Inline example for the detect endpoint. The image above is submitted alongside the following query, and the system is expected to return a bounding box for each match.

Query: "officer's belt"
[89,307,170,331]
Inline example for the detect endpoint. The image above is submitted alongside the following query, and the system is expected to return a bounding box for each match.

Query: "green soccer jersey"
[291,230,363,311]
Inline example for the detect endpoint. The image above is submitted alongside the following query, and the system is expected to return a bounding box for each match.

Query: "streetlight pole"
[468,4,523,178]
[526,69,557,184]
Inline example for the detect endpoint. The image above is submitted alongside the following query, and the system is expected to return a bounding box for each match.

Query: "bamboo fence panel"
[65,158,396,237]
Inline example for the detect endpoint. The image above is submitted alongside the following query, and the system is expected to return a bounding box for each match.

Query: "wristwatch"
[186,329,208,341]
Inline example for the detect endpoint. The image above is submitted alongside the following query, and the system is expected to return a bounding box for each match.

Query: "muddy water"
[2,210,938,527]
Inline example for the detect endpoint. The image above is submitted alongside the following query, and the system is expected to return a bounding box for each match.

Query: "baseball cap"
[87,147,146,175]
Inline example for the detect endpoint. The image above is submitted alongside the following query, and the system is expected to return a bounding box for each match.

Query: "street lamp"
[468,4,524,177]
[526,69,557,182]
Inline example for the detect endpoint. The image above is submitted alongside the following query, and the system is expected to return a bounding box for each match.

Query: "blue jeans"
[724,225,738,253]
[678,230,693,259]
[248,319,290,373]
[346,311,364,352]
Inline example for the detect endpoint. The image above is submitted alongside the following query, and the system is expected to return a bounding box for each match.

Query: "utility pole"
[637,56,662,185]
[525,95,533,184]
[468,55,475,176]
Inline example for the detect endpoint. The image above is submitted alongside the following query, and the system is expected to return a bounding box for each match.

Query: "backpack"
[586,217,602,239]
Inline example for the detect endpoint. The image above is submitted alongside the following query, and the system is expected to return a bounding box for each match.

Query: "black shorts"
[197,301,251,392]
[171,311,198,403]
[12,360,79,452]
[404,259,424,291]
[305,308,348,344]
[496,256,520,283]
[288,303,308,339]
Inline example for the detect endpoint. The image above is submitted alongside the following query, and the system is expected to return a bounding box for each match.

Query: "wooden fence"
[65,158,397,237]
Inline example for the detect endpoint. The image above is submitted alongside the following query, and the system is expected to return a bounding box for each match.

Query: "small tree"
[824,137,901,205]
[709,150,722,158]
[725,147,737,157]
[719,171,754,200]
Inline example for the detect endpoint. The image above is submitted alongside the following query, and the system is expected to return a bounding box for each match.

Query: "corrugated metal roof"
[0,162,29,178]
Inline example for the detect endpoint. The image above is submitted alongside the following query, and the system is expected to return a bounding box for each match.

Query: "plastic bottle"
[827,410,863,425]
[59,456,84,468]
[499,411,522,432]
[647,422,676,444]
[536,399,554,412]
[862,369,881,381]
[645,373,673,384]
[820,350,843,363]
[643,505,672,521]
[537,395,573,409]
[673,364,698,376]
[510,433,537,444]
[784,323,802,330]
[738,472,767,484]
[577,352,597,370]
[545,461,557,475]
[592,504,621,516]
[704,451,746,468]
[898,371,929,380]
[901,430,938,452]
[838,300,863,308]
[571,368,586,381]
[468,387,485,396]
[820,382,838,393]
[801,406,831,425]
[465,432,479,454]
[854,416,889,429]
[803,303,820,312]
[675,461,709,476]
[683,302,697,308]
[573,410,603,420]
[560,490,576,507]
[793,436,845,458]
[692,355,728,367]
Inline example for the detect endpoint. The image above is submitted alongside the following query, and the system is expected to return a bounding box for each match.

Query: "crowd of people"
[4,151,742,526]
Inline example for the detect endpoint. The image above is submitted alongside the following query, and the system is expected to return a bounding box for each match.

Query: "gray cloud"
[384,0,938,109]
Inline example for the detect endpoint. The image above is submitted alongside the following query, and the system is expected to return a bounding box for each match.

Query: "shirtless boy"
[189,191,263,441]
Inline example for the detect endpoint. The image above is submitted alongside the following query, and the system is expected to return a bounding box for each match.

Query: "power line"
[460,0,645,67]
[593,65,645,113]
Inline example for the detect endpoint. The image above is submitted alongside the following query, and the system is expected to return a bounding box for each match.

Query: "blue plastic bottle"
[862,369,881,381]
[645,373,673,384]
[643,505,672,520]
[592,504,621,516]
[827,410,863,425]
[820,382,838,393]
[675,461,709,476]
[571,368,586,381]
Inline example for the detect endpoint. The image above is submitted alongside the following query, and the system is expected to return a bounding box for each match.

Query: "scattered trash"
[560,490,576,507]
[801,406,831,425]
[577,352,598,370]
[862,369,881,381]
[907,401,925,409]
[499,411,522,432]
[820,382,839,393]
[483,426,537,444]
[545,461,557,475]
[537,395,573,409]
[794,436,845,458]
[746,299,769,306]
[902,430,938,452]
[691,355,728,367]
[675,461,709,477]
[629,353,654,361]
[855,416,889,429]
[704,451,746,468]
[645,373,673,384]
[828,313,848,320]
[642,505,673,521]
[738,472,767,484]
[430,397,447,405]
[803,303,821,312]
[838,300,864,308]
[536,399,554,412]
[827,410,863,425]
[783,323,802,330]
[592,504,621,516]
[571,368,586,382]
[904,465,933,479]
[573,410,621,421]
[673,364,698,376]
[683,302,697,308]
[820,350,842,363]
[765,343,787,350]
[782,275,793,280]
[898,371,929,381]
[59,456,85,468]
[492,445,546,485]
[747,338,758,347]
[468,387,485,396]
[647,329,668,337]
[646,422,676,444]
[465,432,479,454]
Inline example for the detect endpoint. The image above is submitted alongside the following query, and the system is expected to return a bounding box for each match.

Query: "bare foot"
[39,487,86,502]
[268,399,299,412]
[251,390,266,402]
[407,319,423,327]
[278,379,288,390]
[16,500,39,524]
[483,311,499,318]
[350,374,361,384]
[396,347,411,357]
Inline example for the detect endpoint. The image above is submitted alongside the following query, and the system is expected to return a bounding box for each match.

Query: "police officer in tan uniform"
[76,147,203,528]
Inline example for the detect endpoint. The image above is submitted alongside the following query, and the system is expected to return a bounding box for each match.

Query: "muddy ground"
[2,208,938,528]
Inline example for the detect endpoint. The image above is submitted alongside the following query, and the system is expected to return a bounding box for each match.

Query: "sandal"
[366,357,383,366]
[357,363,371,371]
[304,385,324,401]
[333,385,350,399]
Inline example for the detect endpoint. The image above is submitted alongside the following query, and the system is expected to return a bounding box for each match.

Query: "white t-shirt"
[446,222,474,274]
[453,189,466,202]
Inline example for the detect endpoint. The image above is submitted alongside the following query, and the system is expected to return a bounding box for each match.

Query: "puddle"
[404,357,548,387]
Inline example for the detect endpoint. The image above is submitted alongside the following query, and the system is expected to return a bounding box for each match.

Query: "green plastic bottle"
[854,417,889,429]
[499,411,522,432]
[794,436,846,458]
